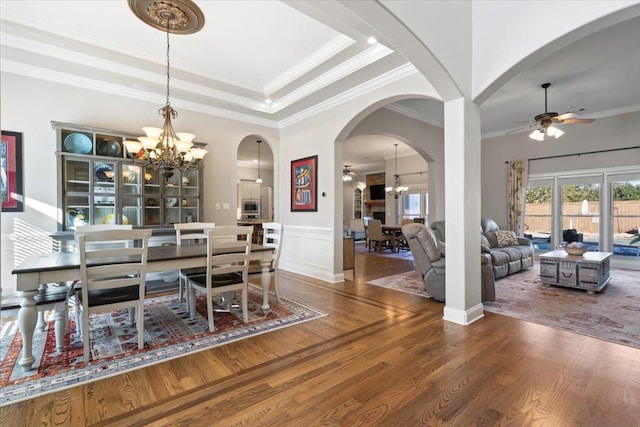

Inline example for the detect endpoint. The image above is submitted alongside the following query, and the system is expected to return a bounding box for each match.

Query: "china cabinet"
[53,121,204,231]
[353,187,363,219]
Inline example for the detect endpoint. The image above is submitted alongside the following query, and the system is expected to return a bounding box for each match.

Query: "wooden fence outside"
[525,200,639,234]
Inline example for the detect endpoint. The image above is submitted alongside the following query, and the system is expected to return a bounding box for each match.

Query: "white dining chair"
[71,224,133,337]
[186,225,253,332]
[250,222,283,302]
[174,222,216,302]
[76,229,151,363]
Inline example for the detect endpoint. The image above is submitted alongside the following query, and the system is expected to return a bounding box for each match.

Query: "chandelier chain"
[165,18,171,107]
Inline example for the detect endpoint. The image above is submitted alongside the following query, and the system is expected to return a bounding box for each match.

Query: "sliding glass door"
[528,167,640,258]
[610,173,640,257]
[524,179,553,251]
[558,176,602,251]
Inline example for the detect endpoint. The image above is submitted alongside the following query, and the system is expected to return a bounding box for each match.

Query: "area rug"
[0,285,325,406]
[366,266,640,349]
[355,242,414,260]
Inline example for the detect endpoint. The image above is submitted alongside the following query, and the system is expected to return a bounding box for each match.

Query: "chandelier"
[385,144,408,198]
[124,0,207,179]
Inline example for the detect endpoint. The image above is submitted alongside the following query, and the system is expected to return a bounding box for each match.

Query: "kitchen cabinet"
[54,121,203,231]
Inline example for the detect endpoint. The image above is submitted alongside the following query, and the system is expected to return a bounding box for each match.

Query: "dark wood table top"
[12,243,272,275]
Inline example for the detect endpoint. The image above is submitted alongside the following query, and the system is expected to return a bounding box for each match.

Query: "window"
[527,167,640,257]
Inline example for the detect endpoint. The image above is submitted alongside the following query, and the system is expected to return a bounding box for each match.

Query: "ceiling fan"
[509,83,596,141]
[342,165,357,182]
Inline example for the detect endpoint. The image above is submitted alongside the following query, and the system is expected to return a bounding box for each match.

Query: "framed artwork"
[291,155,318,212]
[1,130,24,212]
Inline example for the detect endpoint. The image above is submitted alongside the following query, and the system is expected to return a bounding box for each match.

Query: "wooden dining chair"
[367,219,392,252]
[249,222,283,302]
[174,222,216,303]
[186,225,253,332]
[76,229,151,363]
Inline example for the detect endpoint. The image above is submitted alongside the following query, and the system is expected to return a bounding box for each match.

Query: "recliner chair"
[404,222,496,302]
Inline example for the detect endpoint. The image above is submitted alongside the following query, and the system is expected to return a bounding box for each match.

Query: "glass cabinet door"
[66,196,89,230]
[92,161,116,225]
[65,159,91,193]
[143,168,161,226]
[122,196,142,227]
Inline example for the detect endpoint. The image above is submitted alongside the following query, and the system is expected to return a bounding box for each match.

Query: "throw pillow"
[495,230,518,247]
[437,240,445,256]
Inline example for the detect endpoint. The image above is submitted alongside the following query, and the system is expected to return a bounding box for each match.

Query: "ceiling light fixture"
[265,98,272,104]
[124,0,207,179]
[385,144,408,198]
[255,140,263,184]
[367,36,377,44]
[342,165,354,182]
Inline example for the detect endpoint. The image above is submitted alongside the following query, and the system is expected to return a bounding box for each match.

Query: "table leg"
[53,300,67,353]
[17,290,38,370]
[260,258,271,311]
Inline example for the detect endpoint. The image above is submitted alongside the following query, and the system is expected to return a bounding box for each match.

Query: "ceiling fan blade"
[505,123,536,135]
[562,118,596,124]
[553,112,580,121]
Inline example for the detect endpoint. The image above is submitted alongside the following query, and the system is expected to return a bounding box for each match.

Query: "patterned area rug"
[0,285,325,406]
[366,266,640,348]
[355,242,414,260]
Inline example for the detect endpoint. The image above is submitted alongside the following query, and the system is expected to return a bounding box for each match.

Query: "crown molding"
[1,59,280,128]
[383,103,443,128]
[271,43,393,112]
[279,62,418,128]
[264,34,354,96]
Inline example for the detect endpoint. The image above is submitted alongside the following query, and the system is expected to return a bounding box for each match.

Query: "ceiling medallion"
[128,0,205,35]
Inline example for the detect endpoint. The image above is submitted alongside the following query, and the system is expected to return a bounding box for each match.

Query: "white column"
[442,97,484,325]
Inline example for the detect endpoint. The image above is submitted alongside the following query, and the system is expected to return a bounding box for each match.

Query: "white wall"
[0,72,278,292]
[278,71,438,281]
[482,111,640,229]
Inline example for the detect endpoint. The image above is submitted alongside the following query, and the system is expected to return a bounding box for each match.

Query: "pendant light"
[255,140,263,184]
[385,144,408,198]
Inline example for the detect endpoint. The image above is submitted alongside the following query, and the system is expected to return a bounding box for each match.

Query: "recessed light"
[265,98,272,104]
[367,36,377,45]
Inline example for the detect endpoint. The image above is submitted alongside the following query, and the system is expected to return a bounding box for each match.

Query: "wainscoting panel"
[279,225,342,283]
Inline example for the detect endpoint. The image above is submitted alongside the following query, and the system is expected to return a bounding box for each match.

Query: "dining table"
[381,224,404,252]
[11,242,274,371]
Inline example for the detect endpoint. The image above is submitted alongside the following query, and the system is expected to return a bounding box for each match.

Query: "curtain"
[507,160,527,234]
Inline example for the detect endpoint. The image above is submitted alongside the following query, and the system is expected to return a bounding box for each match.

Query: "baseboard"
[443,303,484,325]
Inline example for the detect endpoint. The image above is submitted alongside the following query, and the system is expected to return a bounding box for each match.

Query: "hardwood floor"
[3,249,640,426]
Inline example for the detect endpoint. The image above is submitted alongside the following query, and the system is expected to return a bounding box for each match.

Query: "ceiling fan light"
[548,126,564,138]
[529,130,545,141]
[342,174,352,182]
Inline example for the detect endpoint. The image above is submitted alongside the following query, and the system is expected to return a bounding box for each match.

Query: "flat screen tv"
[369,184,385,200]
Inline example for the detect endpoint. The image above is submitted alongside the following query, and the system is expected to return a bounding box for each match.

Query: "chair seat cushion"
[78,285,140,307]
[189,272,244,288]
[179,267,206,277]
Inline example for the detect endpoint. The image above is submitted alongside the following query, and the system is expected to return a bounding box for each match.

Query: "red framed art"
[1,130,24,212]
[291,155,318,212]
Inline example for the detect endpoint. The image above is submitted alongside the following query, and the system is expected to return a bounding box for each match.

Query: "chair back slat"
[175,222,216,245]
[261,222,283,268]
[207,226,253,284]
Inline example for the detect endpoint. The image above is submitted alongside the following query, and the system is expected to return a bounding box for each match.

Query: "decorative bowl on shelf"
[159,271,179,283]
[64,133,92,154]
[102,214,128,225]
[96,138,122,157]
[165,197,178,207]
[563,245,588,256]
[94,163,115,182]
